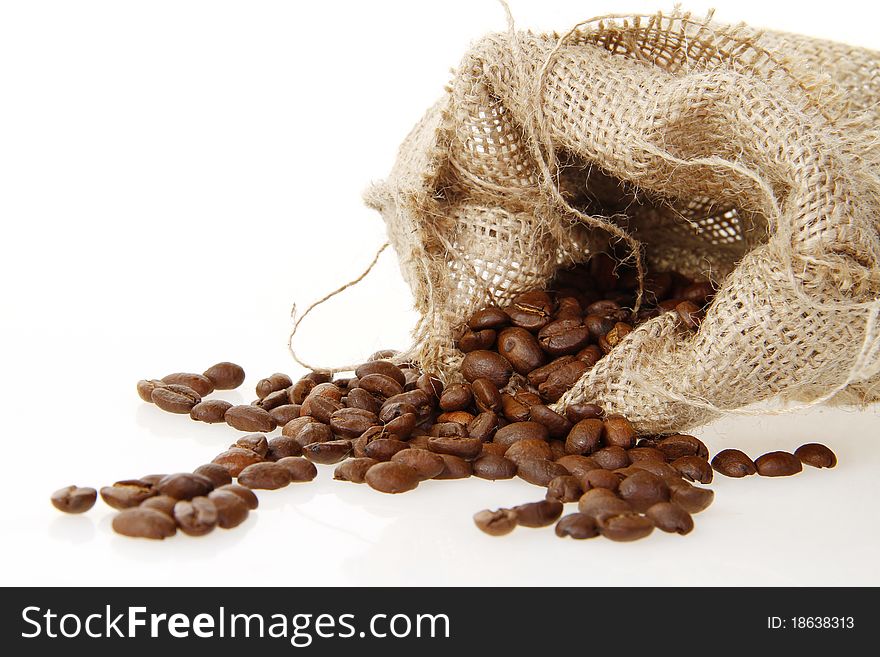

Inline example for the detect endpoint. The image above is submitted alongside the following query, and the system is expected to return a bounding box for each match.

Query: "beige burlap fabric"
[364,10,880,433]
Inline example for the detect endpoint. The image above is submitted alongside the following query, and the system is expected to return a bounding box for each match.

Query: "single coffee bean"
[203,362,246,390]
[513,500,563,528]
[657,434,708,460]
[388,449,442,480]
[555,513,599,539]
[225,405,277,433]
[137,379,166,403]
[618,470,669,512]
[100,481,155,510]
[439,384,473,411]
[517,459,569,487]
[433,454,473,479]
[467,411,499,441]
[507,290,554,331]
[675,300,702,329]
[586,298,624,317]
[473,508,518,536]
[212,448,264,477]
[755,451,803,477]
[427,436,483,460]
[289,378,316,404]
[215,484,259,509]
[629,459,679,480]
[458,328,497,352]
[276,457,318,482]
[207,490,250,529]
[515,390,542,406]
[364,437,410,461]
[415,372,443,401]
[378,401,417,424]
[603,416,636,449]
[592,446,630,470]
[50,485,97,514]
[504,438,552,465]
[711,449,757,477]
[344,387,378,414]
[600,322,633,352]
[538,319,591,357]
[472,454,518,480]
[565,418,604,455]
[646,502,693,534]
[162,372,214,397]
[564,402,604,423]
[256,389,291,411]
[173,497,218,536]
[140,495,178,516]
[190,399,233,424]
[302,439,352,465]
[580,468,621,492]
[500,393,531,423]
[231,434,269,458]
[681,281,714,305]
[256,373,293,400]
[365,462,420,494]
[468,306,510,331]
[237,462,292,490]
[527,356,575,387]
[137,474,166,488]
[577,489,633,521]
[538,359,589,402]
[627,447,668,463]
[355,360,407,387]
[528,404,572,438]
[359,373,405,399]
[300,395,344,423]
[263,435,300,461]
[667,480,714,513]
[548,439,567,461]
[282,415,318,437]
[155,473,213,500]
[494,421,549,447]
[430,421,468,437]
[671,455,713,484]
[598,513,654,541]
[584,313,616,341]
[794,443,837,468]
[437,410,475,425]
[545,475,584,503]
[192,463,233,488]
[269,404,301,426]
[151,384,201,414]
[383,390,433,422]
[555,296,582,319]
[330,407,380,438]
[292,422,334,450]
[460,350,513,388]
[112,508,177,540]
[385,412,417,439]
[480,442,509,457]
[497,327,546,374]
[334,457,379,483]
[556,455,600,478]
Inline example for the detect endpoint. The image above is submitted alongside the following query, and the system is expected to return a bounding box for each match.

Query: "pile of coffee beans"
[51,259,838,542]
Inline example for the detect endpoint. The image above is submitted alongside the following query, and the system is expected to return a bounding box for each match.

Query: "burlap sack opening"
[365,11,880,433]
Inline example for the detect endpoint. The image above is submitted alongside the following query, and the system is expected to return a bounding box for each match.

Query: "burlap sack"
[364,9,880,433]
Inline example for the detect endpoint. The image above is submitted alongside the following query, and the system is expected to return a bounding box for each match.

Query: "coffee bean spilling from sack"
[54,261,837,541]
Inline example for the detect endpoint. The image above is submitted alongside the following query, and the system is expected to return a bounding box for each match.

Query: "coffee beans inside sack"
[52,10,872,543]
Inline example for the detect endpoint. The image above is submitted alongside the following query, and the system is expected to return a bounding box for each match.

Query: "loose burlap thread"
[359,8,880,433]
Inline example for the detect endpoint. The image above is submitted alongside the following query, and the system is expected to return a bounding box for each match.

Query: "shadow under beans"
[135,401,249,449]
[49,515,97,544]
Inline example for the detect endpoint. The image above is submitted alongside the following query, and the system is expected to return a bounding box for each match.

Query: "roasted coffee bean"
[458,328,497,352]
[460,350,513,388]
[190,399,233,424]
[755,451,803,477]
[667,480,714,513]
[230,434,268,458]
[225,405,276,433]
[378,401,417,424]
[556,455,600,478]
[494,421,549,447]
[504,439,553,465]
[207,490,250,529]
[711,449,757,477]
[468,307,510,331]
[437,410,474,425]
[579,344,605,365]
[497,327,546,374]
[289,378,316,405]
[329,407,379,438]
[192,463,233,488]
[211,448,264,477]
[388,449,441,480]
[602,322,633,351]
[528,404,572,438]
[237,462,292,490]
[468,411,499,441]
[137,379,166,403]
[794,443,837,468]
[473,508,518,536]
[598,513,654,542]
[513,500,563,528]
[526,356,575,387]
[269,404,301,426]
[256,373,293,400]
[355,360,406,387]
[657,434,708,460]
[577,489,633,521]
[430,422,468,438]
[346,388,380,414]
[618,470,669,512]
[603,416,636,449]
[334,457,379,483]
[538,320,592,357]
[480,442,509,457]
[500,393,531,423]
[538,359,589,402]
[517,459,569,487]
[365,462,420,494]
[439,384,473,411]
[672,456,713,484]
[50,485,97,514]
[383,390,433,421]
[548,439,567,461]
[427,436,483,460]
[580,468,621,492]
[155,473,213,500]
[215,484,259,509]
[112,508,177,540]
[282,415,319,437]
[629,459,679,480]
[592,446,630,470]
[100,481,155,510]
[675,300,702,329]
[584,314,616,340]
[303,439,352,465]
[507,290,554,331]
[472,454,518,480]
[385,412,417,439]
[681,281,714,305]
[256,389,290,411]
[140,495,177,516]
[306,382,346,402]
[555,513,599,539]
[300,395,343,424]
[276,457,318,482]
[564,402,604,423]
[565,418,604,455]
[151,384,201,413]
[627,447,667,463]
[358,373,405,399]
[546,475,584,503]
[292,422,334,450]
[173,497,218,536]
[434,454,473,479]
[138,474,167,488]
[646,502,693,534]
[203,362,245,390]
[415,373,443,401]
[364,437,409,461]
[162,372,214,397]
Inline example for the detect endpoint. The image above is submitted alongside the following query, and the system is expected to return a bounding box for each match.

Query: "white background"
[1,0,878,587]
